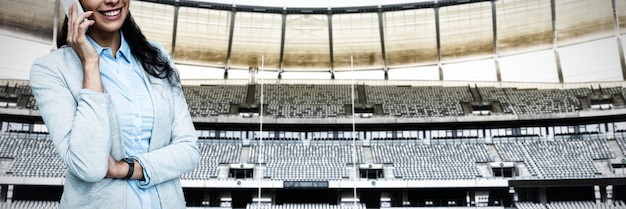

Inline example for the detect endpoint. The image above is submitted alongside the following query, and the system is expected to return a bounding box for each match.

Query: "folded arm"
[133,83,200,188]
[30,58,112,182]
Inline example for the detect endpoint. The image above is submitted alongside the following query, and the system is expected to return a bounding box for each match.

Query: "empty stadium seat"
[0,136,65,178]
[371,143,493,180]
[366,86,472,118]
[0,200,59,209]
[183,85,247,117]
[494,138,613,179]
[181,142,242,180]
[248,143,362,180]
[479,87,591,115]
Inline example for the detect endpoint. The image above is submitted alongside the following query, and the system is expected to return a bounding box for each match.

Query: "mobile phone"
[63,0,85,18]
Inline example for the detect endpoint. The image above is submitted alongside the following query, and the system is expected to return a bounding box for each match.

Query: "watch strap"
[123,158,134,179]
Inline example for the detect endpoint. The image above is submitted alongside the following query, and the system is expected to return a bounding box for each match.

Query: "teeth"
[103,9,120,17]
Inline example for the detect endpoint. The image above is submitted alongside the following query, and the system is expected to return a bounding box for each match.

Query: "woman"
[30,0,200,208]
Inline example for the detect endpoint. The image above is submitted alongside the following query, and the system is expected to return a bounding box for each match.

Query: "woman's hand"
[106,155,126,178]
[66,2,96,65]
[66,2,103,92]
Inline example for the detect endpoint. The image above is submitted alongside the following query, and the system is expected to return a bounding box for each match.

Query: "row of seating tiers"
[4,83,626,118]
[265,104,346,118]
[371,143,493,180]
[479,87,591,115]
[0,137,65,177]
[246,203,366,209]
[365,86,473,104]
[0,84,37,110]
[516,201,626,209]
[494,138,614,179]
[0,201,59,209]
[600,87,626,102]
[256,84,353,118]
[255,84,354,105]
[183,85,247,117]
[248,144,363,180]
[366,86,472,118]
[181,143,241,180]
[382,103,465,117]
[0,136,622,180]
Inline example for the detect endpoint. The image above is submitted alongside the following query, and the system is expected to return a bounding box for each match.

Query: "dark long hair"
[58,12,178,85]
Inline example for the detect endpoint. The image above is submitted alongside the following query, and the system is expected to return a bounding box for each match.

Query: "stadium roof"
[188,0,452,9]
[0,0,625,82]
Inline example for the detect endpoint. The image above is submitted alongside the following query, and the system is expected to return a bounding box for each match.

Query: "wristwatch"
[123,158,135,179]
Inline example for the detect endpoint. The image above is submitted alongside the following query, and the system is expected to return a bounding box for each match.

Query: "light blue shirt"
[88,33,161,209]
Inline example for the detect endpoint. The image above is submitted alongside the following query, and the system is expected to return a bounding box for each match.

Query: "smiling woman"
[29,0,200,208]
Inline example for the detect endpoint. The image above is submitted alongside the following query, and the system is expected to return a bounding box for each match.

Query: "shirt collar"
[86,32,132,63]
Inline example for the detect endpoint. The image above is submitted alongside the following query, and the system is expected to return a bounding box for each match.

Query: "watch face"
[124,158,134,164]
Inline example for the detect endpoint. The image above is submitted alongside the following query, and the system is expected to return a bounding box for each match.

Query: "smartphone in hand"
[63,0,85,19]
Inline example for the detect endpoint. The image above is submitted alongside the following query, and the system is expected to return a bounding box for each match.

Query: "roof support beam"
[225,6,237,75]
[491,1,501,82]
[328,10,335,79]
[278,9,287,79]
[551,0,564,84]
[377,8,389,79]
[435,7,443,81]
[53,0,61,50]
[170,2,180,58]
[611,0,626,81]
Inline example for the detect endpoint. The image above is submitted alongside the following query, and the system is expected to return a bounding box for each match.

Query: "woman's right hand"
[66,2,96,65]
[66,2,104,92]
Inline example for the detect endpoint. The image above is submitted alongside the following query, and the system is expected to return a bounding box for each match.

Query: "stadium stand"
[181,142,242,180]
[3,81,626,208]
[0,200,59,209]
[371,143,492,180]
[183,85,247,117]
[515,202,547,209]
[516,201,626,209]
[5,0,626,207]
[255,84,353,118]
[248,143,363,180]
[494,138,613,179]
[615,137,626,156]
[0,84,36,110]
[256,84,353,105]
[246,203,366,209]
[478,87,591,115]
[0,136,64,178]
[600,87,626,101]
[365,86,472,117]
[0,135,620,182]
[2,82,626,119]
[265,104,346,118]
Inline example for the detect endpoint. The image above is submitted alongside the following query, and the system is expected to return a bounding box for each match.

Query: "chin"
[93,14,127,32]
[94,25,124,33]
[94,21,126,33]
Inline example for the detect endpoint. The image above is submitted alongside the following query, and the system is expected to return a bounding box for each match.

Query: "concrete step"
[363,146,372,164]
[485,144,503,162]
[240,146,250,164]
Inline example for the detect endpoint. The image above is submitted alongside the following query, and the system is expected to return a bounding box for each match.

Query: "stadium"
[1,0,626,208]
